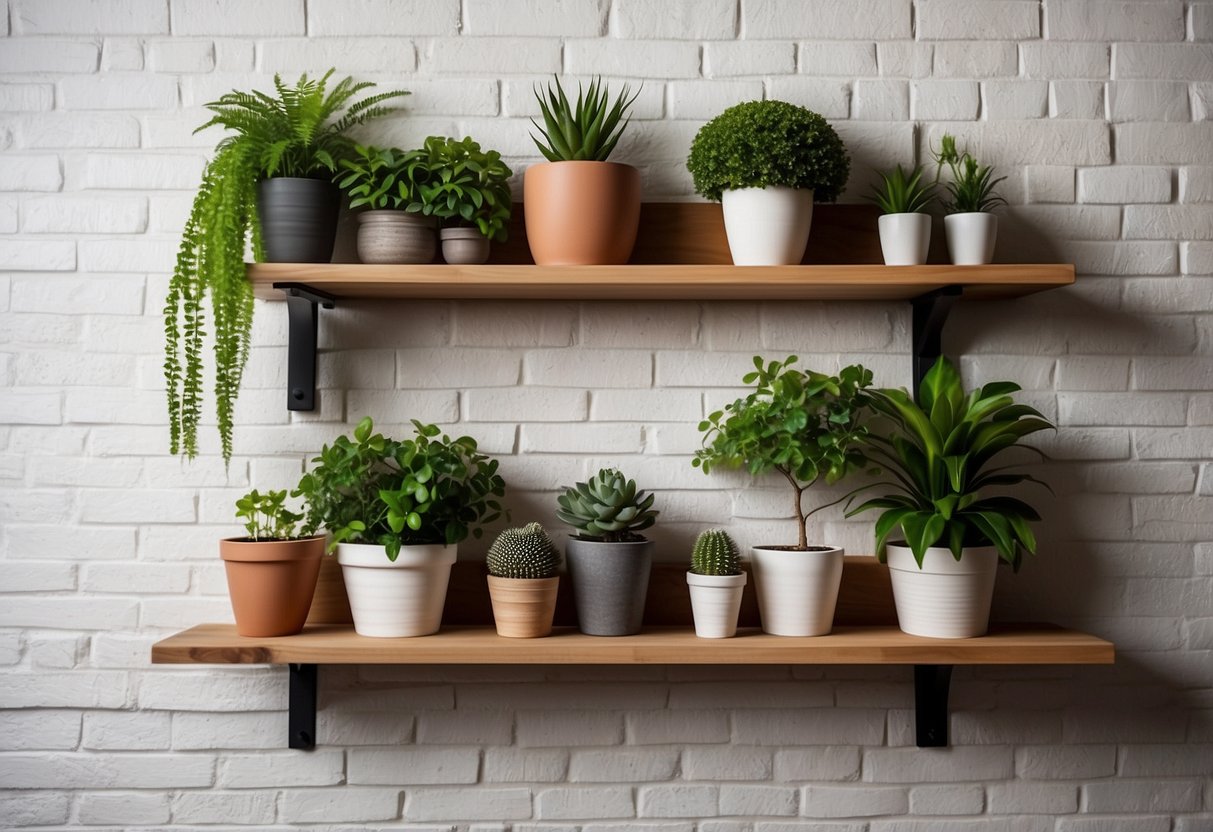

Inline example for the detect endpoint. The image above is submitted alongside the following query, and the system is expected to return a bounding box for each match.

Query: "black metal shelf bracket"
[910,285,963,398]
[914,664,953,747]
[288,663,318,750]
[278,283,336,412]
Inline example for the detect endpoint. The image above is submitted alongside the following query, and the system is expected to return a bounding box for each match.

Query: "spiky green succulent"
[690,529,741,576]
[555,468,658,542]
[487,523,562,579]
[531,76,639,162]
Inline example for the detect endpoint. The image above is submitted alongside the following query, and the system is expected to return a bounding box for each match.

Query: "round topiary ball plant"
[686,100,850,202]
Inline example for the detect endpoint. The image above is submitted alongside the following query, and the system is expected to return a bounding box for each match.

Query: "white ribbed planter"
[886,544,999,639]
[878,212,931,266]
[944,212,997,265]
[336,542,456,638]
[749,546,843,637]
[686,571,747,639]
[720,186,814,265]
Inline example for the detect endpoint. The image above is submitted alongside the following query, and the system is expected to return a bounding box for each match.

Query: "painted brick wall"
[1,0,1212,828]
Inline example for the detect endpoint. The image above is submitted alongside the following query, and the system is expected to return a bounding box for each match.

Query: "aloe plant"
[870,164,935,215]
[846,357,1053,569]
[531,76,639,162]
[932,134,1006,214]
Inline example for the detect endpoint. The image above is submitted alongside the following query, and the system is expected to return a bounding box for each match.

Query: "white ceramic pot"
[878,213,931,266]
[749,545,843,636]
[686,571,747,639]
[336,542,456,637]
[886,544,998,639]
[944,212,997,265]
[720,186,814,266]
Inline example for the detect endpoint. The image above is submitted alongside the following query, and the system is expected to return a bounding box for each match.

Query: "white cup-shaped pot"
[686,571,747,639]
[944,212,997,265]
[886,544,998,639]
[720,186,814,266]
[749,546,843,636]
[337,542,456,637]
[878,212,932,266]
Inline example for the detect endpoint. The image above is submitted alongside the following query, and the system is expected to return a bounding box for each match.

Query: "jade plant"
[690,529,742,576]
[870,164,936,214]
[337,144,431,211]
[487,523,562,579]
[418,135,513,241]
[234,489,304,541]
[932,134,1006,214]
[165,71,406,463]
[293,416,506,561]
[531,76,640,162]
[556,468,658,542]
[695,356,874,551]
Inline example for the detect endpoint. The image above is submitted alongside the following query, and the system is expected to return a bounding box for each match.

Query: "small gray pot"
[565,537,653,636]
[257,177,340,263]
[440,226,491,264]
[357,210,437,264]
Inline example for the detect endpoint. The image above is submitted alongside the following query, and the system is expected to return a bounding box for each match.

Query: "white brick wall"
[1,0,1211,827]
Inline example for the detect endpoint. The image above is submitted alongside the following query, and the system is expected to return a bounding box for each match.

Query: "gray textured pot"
[440,226,491,264]
[257,177,340,263]
[357,210,436,264]
[565,538,652,636]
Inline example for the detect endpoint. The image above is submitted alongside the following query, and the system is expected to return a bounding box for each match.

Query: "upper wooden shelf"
[152,623,1113,667]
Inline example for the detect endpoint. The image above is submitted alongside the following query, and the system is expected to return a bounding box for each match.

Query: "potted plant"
[556,468,659,636]
[221,489,325,637]
[695,356,873,636]
[933,134,1007,265]
[293,417,506,638]
[486,522,562,638]
[166,70,406,463]
[870,163,936,266]
[418,135,513,265]
[525,77,641,265]
[847,357,1053,638]
[338,144,436,264]
[686,100,850,266]
[686,529,746,639]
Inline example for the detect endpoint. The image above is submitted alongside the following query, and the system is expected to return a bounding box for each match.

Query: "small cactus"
[487,522,562,579]
[690,529,741,576]
[555,468,658,542]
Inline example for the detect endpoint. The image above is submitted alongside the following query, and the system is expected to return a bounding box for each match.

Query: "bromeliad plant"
[846,357,1053,569]
[338,144,431,210]
[234,489,304,541]
[690,529,742,576]
[419,135,513,242]
[294,416,506,561]
[695,356,874,551]
[556,468,658,542]
[932,134,1006,214]
[531,76,640,162]
[870,164,936,214]
[166,71,406,463]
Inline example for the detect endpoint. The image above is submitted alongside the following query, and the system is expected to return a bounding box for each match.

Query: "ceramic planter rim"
[527,160,638,174]
[336,541,457,569]
[886,542,1001,573]
[219,535,326,563]
[440,226,487,240]
[686,570,747,588]
[751,544,842,553]
[357,209,436,226]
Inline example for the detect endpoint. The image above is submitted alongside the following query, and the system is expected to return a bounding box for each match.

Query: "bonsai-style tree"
[695,356,874,550]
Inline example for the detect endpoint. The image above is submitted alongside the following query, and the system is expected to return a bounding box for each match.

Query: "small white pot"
[686,571,747,639]
[944,212,997,265]
[720,186,814,266]
[749,545,843,637]
[336,542,456,638]
[886,544,999,639]
[878,213,931,266]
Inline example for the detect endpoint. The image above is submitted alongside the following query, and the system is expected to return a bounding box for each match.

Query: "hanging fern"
[164,70,408,463]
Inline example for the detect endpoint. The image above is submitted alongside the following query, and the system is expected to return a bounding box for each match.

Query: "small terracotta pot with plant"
[486,523,562,638]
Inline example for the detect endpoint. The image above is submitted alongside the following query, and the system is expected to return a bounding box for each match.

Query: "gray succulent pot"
[565,537,653,636]
[257,177,340,263]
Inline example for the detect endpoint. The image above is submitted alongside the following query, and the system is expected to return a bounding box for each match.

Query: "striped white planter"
[886,544,999,639]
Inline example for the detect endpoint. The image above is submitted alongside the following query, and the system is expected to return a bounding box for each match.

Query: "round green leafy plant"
[338,144,431,211]
[686,100,850,202]
[418,135,513,242]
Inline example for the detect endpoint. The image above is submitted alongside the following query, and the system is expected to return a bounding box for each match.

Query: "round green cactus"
[555,468,658,543]
[690,529,742,576]
[487,522,562,579]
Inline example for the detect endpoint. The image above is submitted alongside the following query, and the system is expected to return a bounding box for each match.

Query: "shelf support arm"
[278,283,336,413]
[288,662,318,750]
[914,664,953,747]
[910,285,963,399]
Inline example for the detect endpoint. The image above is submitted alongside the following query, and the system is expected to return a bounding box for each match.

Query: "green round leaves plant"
[686,100,851,202]
[417,135,514,242]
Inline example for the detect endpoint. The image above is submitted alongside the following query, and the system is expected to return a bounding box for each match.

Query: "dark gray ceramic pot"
[257,177,340,263]
[565,538,653,636]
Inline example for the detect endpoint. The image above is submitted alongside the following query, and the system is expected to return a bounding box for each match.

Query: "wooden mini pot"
[487,575,560,638]
[220,536,325,637]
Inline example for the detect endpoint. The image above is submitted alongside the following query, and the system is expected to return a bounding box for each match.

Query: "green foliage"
[337,144,431,210]
[487,522,562,579]
[165,71,407,464]
[417,135,513,242]
[695,356,874,550]
[531,76,639,162]
[686,100,850,203]
[556,468,658,543]
[869,163,935,214]
[932,134,1006,214]
[293,416,507,561]
[690,529,741,576]
[846,357,1053,570]
[235,489,304,541]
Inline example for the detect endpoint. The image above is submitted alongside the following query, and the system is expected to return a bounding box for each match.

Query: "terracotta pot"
[441,226,491,265]
[487,575,559,638]
[356,210,436,264]
[523,161,641,265]
[220,536,325,637]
